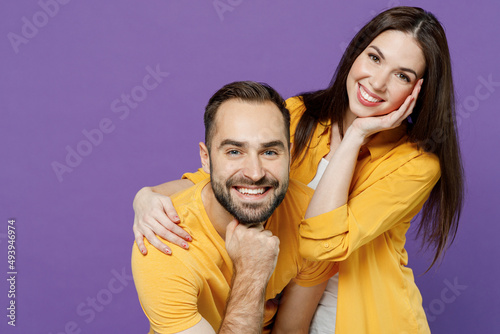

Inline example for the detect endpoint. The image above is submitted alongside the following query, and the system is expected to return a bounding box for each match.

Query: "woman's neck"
[342,108,357,132]
[324,109,358,161]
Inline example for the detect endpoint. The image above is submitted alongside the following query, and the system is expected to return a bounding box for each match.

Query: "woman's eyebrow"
[368,45,418,78]
[369,45,386,60]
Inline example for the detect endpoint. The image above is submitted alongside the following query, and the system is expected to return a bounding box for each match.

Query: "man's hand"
[225,220,280,284]
[217,220,280,333]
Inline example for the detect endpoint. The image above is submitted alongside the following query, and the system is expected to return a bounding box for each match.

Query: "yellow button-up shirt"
[287,96,440,334]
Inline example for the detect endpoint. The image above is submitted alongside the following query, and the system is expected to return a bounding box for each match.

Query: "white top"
[306,158,338,334]
[307,158,330,190]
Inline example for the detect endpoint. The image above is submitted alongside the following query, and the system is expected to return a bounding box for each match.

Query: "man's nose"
[242,155,265,181]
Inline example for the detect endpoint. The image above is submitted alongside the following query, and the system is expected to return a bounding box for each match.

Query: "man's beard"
[211,171,288,226]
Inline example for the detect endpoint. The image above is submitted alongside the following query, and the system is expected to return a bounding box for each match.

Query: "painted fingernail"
[185,235,192,242]
[173,215,180,221]
[141,248,146,254]
[165,248,171,255]
[182,242,189,249]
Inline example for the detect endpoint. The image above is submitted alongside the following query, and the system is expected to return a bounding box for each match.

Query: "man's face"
[204,99,290,226]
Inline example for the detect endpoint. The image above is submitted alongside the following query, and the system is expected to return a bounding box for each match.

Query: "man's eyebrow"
[368,45,418,78]
[218,139,246,149]
[218,139,286,150]
[261,141,286,150]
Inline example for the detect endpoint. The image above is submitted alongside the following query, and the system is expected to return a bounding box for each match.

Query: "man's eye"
[227,150,240,155]
[263,150,278,156]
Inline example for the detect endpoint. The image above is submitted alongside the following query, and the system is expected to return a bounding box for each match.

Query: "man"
[132,81,335,333]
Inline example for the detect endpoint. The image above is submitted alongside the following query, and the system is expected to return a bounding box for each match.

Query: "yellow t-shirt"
[287,96,439,334]
[132,178,336,334]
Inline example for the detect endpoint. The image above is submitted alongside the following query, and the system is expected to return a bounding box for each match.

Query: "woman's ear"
[199,142,210,174]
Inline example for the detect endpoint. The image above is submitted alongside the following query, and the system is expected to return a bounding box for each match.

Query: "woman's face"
[346,30,426,119]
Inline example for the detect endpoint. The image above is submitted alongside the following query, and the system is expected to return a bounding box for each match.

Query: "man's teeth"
[360,86,382,103]
[237,187,265,195]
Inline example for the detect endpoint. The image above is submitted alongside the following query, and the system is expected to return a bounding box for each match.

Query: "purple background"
[1,0,499,333]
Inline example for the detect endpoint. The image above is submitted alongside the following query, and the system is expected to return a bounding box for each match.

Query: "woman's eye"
[369,54,380,63]
[396,73,410,82]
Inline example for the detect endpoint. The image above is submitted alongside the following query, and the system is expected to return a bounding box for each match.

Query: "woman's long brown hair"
[292,6,464,269]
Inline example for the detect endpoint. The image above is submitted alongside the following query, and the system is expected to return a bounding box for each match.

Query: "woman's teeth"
[360,85,382,103]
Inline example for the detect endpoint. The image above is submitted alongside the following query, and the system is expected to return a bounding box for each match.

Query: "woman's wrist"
[343,126,366,148]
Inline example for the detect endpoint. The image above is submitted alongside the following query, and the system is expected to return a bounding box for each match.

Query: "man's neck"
[201,182,236,240]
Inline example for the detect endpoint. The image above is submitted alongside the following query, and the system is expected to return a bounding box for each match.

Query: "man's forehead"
[212,100,286,142]
[215,99,281,121]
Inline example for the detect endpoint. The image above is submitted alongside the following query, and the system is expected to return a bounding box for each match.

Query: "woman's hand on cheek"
[350,78,423,142]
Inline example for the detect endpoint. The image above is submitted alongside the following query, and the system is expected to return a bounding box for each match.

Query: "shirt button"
[323,242,330,248]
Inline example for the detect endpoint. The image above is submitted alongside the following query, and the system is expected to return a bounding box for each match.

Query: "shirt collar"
[316,119,332,145]
[365,123,408,160]
[316,119,407,160]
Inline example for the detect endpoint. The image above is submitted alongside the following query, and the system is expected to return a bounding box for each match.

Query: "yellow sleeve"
[299,154,441,262]
[293,260,338,288]
[182,168,210,184]
[285,96,306,145]
[131,242,202,333]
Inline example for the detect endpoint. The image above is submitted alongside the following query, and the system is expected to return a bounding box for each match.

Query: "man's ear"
[199,142,210,174]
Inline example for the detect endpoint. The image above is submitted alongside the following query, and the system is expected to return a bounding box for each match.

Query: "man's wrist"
[232,269,270,288]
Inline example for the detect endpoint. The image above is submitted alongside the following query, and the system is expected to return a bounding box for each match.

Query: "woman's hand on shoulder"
[133,187,192,255]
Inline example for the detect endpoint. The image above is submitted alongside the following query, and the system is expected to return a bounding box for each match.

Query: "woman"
[132,7,463,333]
